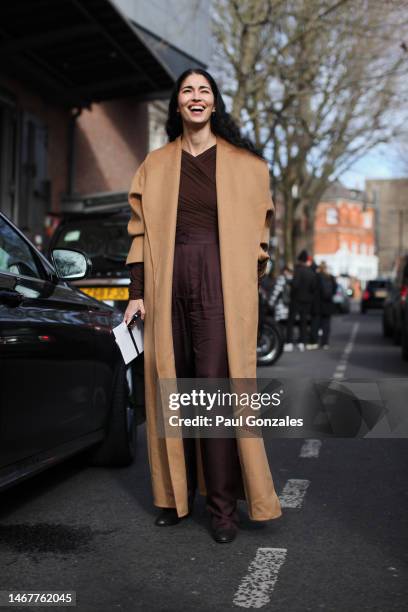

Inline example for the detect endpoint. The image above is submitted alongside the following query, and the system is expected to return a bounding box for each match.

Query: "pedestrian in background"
[312,261,337,349]
[268,265,293,328]
[259,259,276,295]
[307,257,321,350]
[284,250,317,352]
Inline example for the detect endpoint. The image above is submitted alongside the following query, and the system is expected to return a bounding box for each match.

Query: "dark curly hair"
[165,68,265,160]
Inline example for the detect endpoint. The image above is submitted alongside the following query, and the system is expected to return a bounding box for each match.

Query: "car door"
[0,214,100,468]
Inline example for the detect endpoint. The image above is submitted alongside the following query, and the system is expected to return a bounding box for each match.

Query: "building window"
[360,243,367,255]
[326,207,338,225]
[362,212,372,228]
[352,241,357,254]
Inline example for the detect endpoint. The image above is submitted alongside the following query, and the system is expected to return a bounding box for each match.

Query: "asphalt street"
[1,306,407,612]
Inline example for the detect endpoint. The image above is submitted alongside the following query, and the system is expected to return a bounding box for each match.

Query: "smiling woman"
[176,76,217,145]
[123,68,281,544]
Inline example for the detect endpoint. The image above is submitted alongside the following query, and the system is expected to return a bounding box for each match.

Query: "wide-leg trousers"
[171,238,244,528]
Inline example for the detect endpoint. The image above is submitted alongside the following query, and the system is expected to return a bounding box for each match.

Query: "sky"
[340,144,407,190]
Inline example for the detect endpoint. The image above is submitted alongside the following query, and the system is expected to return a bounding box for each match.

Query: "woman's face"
[177,73,215,128]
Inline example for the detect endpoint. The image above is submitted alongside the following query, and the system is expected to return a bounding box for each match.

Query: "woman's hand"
[123,298,145,324]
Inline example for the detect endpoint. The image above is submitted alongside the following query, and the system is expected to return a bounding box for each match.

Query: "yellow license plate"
[79,286,129,300]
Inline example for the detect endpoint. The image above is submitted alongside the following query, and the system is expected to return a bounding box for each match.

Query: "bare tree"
[212,0,408,264]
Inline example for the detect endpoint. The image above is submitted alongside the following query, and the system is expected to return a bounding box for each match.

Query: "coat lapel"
[143,136,181,277]
[215,136,241,373]
[148,136,181,380]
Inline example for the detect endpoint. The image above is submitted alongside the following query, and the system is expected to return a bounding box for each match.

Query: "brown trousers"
[171,239,243,527]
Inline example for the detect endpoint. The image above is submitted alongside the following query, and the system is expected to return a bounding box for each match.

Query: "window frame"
[0,213,56,283]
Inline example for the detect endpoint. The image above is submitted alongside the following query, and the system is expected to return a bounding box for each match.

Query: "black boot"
[154,495,194,527]
[210,516,238,543]
[154,508,181,527]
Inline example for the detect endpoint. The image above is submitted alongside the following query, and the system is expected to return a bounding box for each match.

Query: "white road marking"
[333,322,359,380]
[233,547,287,608]
[299,438,322,458]
[279,479,310,508]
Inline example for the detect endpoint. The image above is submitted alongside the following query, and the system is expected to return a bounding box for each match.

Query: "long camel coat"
[125,133,282,521]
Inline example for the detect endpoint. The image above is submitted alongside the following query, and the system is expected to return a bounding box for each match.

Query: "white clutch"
[112,314,144,364]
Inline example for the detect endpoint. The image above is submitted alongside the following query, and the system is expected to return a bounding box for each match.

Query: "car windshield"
[53,217,131,275]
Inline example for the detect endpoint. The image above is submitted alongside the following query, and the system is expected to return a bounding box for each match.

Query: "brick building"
[313,182,378,281]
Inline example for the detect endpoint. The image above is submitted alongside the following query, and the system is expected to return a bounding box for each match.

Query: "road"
[1,306,407,611]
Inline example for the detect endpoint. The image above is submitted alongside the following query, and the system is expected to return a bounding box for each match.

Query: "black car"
[382,255,408,344]
[402,296,408,360]
[47,207,133,313]
[0,212,143,492]
[361,279,392,313]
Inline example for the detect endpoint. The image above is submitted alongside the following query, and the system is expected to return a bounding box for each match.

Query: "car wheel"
[257,322,284,366]
[88,362,138,467]
[360,305,366,314]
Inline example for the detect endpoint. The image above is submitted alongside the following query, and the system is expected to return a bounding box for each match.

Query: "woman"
[123,68,282,543]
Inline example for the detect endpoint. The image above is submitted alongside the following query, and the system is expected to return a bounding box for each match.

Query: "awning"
[0,0,206,108]
[131,21,207,84]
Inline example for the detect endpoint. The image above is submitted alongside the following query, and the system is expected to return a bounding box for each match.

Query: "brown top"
[128,144,217,299]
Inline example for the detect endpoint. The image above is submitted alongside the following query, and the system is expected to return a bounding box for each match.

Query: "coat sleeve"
[258,161,275,279]
[125,160,146,265]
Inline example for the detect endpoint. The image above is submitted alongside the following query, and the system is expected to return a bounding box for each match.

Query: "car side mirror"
[51,248,91,280]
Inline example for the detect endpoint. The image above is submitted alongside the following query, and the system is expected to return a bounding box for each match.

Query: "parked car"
[336,273,355,298]
[402,297,408,360]
[0,211,144,492]
[47,206,133,313]
[361,278,392,313]
[333,283,351,314]
[383,283,402,342]
[382,256,408,344]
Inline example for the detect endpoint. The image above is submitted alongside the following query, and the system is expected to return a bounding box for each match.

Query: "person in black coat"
[312,261,337,349]
[284,250,317,351]
[307,257,321,349]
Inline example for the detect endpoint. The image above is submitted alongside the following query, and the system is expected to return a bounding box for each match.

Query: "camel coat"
[125,134,282,521]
